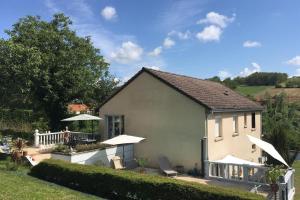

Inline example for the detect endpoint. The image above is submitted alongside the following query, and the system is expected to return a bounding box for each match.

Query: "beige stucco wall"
[207,112,262,162]
[99,72,206,170]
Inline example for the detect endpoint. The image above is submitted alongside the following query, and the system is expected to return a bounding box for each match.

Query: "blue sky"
[1,0,300,81]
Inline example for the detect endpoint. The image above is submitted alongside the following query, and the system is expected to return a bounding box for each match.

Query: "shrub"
[0,129,33,144]
[30,159,264,200]
[75,143,109,153]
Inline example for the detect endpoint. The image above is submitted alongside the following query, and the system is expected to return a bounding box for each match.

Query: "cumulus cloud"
[240,62,261,77]
[163,37,175,48]
[101,6,117,20]
[243,40,262,48]
[196,25,222,42]
[111,41,143,64]
[197,12,235,28]
[218,70,232,80]
[286,55,300,66]
[168,30,191,40]
[148,46,162,56]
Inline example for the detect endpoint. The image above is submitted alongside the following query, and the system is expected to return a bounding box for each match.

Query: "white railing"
[205,160,268,185]
[34,129,65,147]
[278,169,295,200]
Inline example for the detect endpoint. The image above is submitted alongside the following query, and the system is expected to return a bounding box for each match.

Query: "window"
[251,113,256,129]
[252,144,256,152]
[214,116,222,138]
[244,113,247,128]
[233,115,238,134]
[106,115,124,138]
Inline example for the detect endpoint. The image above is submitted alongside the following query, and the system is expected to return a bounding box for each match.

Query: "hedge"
[30,159,264,200]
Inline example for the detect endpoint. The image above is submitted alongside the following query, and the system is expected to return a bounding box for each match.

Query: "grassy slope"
[293,161,300,200]
[235,85,274,96]
[0,161,101,200]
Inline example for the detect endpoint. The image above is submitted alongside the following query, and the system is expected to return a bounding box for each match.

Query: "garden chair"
[158,156,178,177]
[25,155,38,166]
[111,156,125,170]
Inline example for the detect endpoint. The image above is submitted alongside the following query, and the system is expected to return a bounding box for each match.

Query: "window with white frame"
[214,116,222,138]
[106,115,124,139]
[233,115,238,134]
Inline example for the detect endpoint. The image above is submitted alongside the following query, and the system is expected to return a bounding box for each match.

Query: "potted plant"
[136,158,148,173]
[12,138,26,161]
[266,166,283,199]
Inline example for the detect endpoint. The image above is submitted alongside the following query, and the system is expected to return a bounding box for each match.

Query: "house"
[99,68,264,173]
[68,103,91,115]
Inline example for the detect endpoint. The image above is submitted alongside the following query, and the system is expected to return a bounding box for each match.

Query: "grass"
[235,85,274,96]
[293,160,300,200]
[0,159,102,200]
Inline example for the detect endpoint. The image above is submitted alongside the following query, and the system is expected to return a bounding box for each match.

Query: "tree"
[1,14,117,129]
[262,93,298,165]
[207,76,221,83]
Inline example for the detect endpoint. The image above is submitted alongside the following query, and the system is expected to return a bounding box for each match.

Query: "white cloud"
[146,66,161,70]
[148,46,162,56]
[286,56,300,66]
[295,68,300,76]
[111,41,143,64]
[101,6,117,20]
[196,25,222,42]
[163,37,175,48]
[218,70,232,80]
[197,12,235,28]
[168,30,191,40]
[243,40,262,48]
[240,62,261,77]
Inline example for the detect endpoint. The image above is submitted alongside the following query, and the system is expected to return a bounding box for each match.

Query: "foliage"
[136,157,148,169]
[286,76,300,88]
[292,161,300,200]
[207,76,221,83]
[12,138,26,152]
[244,72,288,86]
[53,144,71,154]
[235,85,273,97]
[1,14,117,129]
[4,157,19,171]
[223,77,238,89]
[265,166,283,184]
[0,129,33,144]
[30,159,264,200]
[75,143,109,153]
[262,93,299,165]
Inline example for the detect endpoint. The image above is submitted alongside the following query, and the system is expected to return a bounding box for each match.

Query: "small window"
[252,144,256,152]
[244,113,247,128]
[233,115,238,134]
[214,116,222,138]
[251,113,256,129]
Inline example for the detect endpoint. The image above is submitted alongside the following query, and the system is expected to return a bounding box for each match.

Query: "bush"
[0,129,33,144]
[75,143,109,153]
[30,159,264,200]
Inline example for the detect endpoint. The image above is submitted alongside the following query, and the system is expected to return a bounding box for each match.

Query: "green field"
[0,160,102,200]
[235,85,274,96]
[293,161,300,200]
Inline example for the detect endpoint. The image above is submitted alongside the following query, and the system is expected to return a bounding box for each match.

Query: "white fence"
[278,169,295,200]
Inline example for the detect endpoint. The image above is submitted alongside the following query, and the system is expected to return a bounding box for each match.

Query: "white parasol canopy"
[61,114,102,121]
[247,135,289,167]
[101,134,145,145]
[213,155,263,166]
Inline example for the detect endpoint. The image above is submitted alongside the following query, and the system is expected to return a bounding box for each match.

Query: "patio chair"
[158,156,178,177]
[111,156,126,170]
[25,155,38,166]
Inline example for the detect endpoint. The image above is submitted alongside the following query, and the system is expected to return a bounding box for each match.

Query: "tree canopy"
[0,14,117,129]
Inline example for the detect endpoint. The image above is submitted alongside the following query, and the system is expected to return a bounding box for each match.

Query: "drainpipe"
[201,110,210,177]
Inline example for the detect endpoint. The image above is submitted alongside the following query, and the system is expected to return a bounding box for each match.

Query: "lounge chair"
[25,155,38,166]
[158,156,178,177]
[111,156,125,170]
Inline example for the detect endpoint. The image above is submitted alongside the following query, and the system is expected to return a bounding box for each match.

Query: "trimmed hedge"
[30,159,264,200]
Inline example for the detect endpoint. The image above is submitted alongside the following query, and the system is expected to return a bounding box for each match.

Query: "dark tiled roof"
[144,68,263,112]
[100,67,263,112]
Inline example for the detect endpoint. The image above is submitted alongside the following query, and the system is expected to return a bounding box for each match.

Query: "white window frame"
[214,116,222,139]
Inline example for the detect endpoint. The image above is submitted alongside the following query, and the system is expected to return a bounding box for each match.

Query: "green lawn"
[235,85,274,96]
[0,160,102,200]
[293,161,300,200]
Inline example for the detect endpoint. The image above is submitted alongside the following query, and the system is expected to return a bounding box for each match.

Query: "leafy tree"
[1,14,117,129]
[262,93,299,165]
[245,72,288,86]
[223,78,238,89]
[207,76,221,83]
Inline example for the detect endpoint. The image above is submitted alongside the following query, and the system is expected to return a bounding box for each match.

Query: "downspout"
[201,109,210,177]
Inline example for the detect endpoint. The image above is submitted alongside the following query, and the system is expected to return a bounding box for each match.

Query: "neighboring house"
[99,68,264,173]
[68,103,91,115]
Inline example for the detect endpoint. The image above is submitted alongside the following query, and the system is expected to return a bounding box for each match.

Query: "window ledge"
[244,126,247,128]
[232,133,239,137]
[251,128,256,131]
[215,137,223,142]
